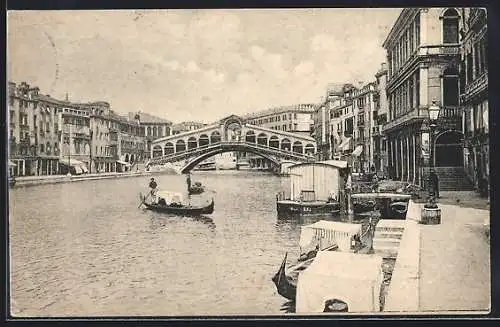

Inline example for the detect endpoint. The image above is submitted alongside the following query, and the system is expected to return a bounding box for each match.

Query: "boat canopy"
[157,190,183,205]
[288,161,348,202]
[296,251,383,313]
[299,220,362,254]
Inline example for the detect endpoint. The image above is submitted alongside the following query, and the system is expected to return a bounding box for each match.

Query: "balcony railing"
[418,44,459,56]
[463,72,488,99]
[63,124,90,135]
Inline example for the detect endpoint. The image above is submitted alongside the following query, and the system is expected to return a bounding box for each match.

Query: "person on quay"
[429,169,439,198]
[149,177,158,204]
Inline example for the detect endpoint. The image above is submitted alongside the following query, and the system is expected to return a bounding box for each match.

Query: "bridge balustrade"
[148,140,316,166]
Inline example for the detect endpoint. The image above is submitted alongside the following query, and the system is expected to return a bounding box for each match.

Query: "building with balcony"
[8,81,156,176]
[460,8,488,195]
[373,63,390,176]
[382,8,463,188]
[8,82,84,176]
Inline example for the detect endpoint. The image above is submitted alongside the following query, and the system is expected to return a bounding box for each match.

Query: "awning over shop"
[59,158,84,166]
[116,160,132,167]
[8,160,17,167]
[352,145,363,157]
[338,137,352,151]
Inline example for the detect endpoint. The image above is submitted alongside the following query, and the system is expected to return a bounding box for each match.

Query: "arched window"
[443,67,459,106]
[147,126,152,136]
[210,131,221,144]
[152,145,163,158]
[187,137,198,150]
[164,142,174,155]
[175,140,186,152]
[442,9,459,44]
[199,134,209,147]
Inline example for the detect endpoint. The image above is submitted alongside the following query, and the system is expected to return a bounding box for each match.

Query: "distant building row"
[8,82,172,176]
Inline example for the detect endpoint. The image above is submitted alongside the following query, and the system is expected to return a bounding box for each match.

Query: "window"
[40,144,44,153]
[415,13,421,47]
[294,113,297,119]
[442,9,459,44]
[46,122,50,133]
[443,67,459,106]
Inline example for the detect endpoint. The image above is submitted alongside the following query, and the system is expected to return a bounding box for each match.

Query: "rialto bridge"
[148,115,317,174]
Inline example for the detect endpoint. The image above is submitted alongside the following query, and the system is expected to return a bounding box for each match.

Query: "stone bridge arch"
[180,145,281,174]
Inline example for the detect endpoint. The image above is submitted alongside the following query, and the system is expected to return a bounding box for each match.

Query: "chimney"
[381,62,387,70]
[65,93,69,101]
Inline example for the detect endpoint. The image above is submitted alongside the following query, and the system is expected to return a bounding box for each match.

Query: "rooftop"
[131,112,172,124]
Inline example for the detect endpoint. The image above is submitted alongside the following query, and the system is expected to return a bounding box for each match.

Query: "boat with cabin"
[272,220,364,300]
[139,190,214,215]
[276,160,348,217]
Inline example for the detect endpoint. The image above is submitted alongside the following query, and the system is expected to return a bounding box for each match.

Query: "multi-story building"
[241,104,315,168]
[324,82,379,173]
[459,8,488,195]
[314,84,351,161]
[8,81,159,176]
[130,111,172,160]
[373,63,390,176]
[244,103,315,136]
[8,82,91,176]
[381,8,463,188]
[351,82,378,173]
[171,121,206,135]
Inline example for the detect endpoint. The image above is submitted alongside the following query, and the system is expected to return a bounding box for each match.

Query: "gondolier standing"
[149,178,158,204]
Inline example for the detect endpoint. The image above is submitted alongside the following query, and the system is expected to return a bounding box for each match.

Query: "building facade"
[243,104,315,168]
[244,103,315,135]
[382,8,463,188]
[460,8,488,195]
[130,112,172,160]
[373,63,390,176]
[8,81,166,176]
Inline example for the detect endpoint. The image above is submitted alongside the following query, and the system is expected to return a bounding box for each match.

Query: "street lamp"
[428,100,441,127]
[421,100,441,225]
[428,100,441,176]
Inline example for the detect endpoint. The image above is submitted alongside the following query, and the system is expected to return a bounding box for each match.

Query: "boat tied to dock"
[276,160,349,217]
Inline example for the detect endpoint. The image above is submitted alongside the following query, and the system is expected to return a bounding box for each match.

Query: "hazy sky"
[8,9,401,124]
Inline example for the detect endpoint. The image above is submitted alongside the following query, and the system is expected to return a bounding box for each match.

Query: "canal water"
[9,170,370,317]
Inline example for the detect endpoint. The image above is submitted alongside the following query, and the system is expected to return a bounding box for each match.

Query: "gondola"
[352,200,376,214]
[139,193,214,215]
[272,244,338,301]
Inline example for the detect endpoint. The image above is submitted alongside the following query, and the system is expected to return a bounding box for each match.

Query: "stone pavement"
[384,190,490,314]
[438,191,490,211]
[418,202,490,312]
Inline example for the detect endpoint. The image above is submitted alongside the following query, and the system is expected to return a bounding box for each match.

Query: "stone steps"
[434,167,474,191]
[373,220,405,259]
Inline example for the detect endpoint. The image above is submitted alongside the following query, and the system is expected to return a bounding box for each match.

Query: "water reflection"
[148,214,216,231]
